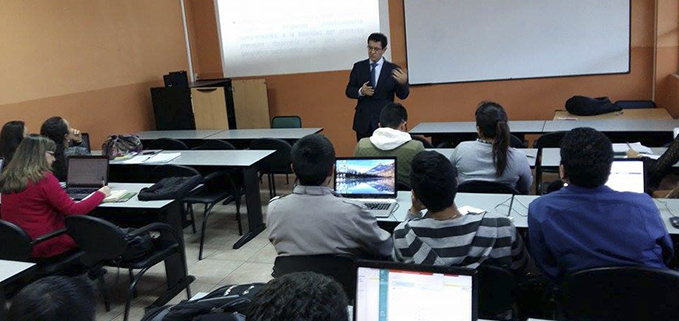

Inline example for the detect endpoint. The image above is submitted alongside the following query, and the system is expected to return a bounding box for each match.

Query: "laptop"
[355,260,478,321]
[65,156,110,200]
[605,159,645,194]
[334,157,398,218]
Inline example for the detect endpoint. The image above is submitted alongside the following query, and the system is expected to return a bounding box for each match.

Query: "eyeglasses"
[45,151,55,156]
[367,45,383,52]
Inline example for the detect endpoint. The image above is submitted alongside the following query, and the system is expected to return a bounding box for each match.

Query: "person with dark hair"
[0,135,109,258]
[346,32,410,141]
[247,272,348,321]
[8,276,95,321]
[267,134,392,258]
[354,102,424,187]
[528,127,673,281]
[393,151,531,274]
[449,101,532,194]
[40,116,87,181]
[0,120,27,166]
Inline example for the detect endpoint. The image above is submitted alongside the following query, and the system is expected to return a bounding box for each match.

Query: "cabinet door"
[191,87,229,129]
[232,79,270,129]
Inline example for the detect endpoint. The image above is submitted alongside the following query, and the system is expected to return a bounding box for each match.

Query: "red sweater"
[1,172,105,258]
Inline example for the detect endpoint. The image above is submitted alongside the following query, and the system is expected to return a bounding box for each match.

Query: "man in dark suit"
[346,33,410,141]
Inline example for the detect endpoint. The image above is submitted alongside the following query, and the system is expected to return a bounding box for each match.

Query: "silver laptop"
[606,159,645,194]
[65,156,109,200]
[334,157,397,218]
[355,260,477,321]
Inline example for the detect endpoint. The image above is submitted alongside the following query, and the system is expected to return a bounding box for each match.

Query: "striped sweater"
[392,212,531,274]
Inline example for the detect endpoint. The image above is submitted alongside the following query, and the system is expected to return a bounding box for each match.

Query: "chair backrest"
[477,264,516,319]
[193,140,236,150]
[410,135,434,148]
[152,164,201,180]
[562,266,679,321]
[0,220,34,262]
[271,116,302,128]
[64,216,128,262]
[436,141,457,148]
[249,138,293,173]
[273,254,356,300]
[145,138,188,150]
[534,131,568,149]
[509,134,527,148]
[458,180,521,195]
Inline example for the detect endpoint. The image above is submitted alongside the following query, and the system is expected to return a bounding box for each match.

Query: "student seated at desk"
[0,135,110,259]
[0,120,27,167]
[449,101,532,194]
[354,102,424,188]
[393,151,532,274]
[267,134,392,258]
[528,128,673,281]
[40,116,88,181]
[8,276,95,321]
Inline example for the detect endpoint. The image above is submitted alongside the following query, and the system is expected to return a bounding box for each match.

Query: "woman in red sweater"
[0,135,110,258]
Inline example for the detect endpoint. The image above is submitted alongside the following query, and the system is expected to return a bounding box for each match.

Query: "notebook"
[355,260,477,321]
[65,156,109,200]
[605,159,645,194]
[334,157,397,218]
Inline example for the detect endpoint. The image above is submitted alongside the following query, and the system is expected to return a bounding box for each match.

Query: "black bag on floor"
[138,175,203,201]
[141,283,265,321]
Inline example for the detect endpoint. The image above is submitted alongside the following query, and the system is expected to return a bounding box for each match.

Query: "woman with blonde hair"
[0,135,110,258]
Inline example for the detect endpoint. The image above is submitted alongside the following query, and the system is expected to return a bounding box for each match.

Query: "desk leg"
[233,166,266,249]
[0,287,7,321]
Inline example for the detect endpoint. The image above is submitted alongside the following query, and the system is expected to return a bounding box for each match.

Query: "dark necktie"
[370,62,378,88]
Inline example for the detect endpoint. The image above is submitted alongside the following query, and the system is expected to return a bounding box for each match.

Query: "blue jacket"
[528,185,673,280]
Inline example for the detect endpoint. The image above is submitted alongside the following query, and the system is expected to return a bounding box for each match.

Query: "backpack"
[565,96,622,116]
[141,283,265,321]
[102,135,143,159]
[138,176,203,201]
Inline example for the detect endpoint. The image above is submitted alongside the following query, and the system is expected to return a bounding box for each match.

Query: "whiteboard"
[215,0,391,77]
[403,0,631,85]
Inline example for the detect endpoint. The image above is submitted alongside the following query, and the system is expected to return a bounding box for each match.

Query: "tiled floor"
[94,177,292,321]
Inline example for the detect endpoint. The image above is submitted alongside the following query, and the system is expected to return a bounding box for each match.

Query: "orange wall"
[655,0,679,117]
[0,1,189,147]
[190,0,664,156]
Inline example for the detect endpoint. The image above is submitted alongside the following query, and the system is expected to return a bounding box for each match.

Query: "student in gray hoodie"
[354,102,424,188]
[393,151,532,275]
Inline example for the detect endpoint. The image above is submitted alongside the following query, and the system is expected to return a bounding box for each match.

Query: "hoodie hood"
[369,128,412,151]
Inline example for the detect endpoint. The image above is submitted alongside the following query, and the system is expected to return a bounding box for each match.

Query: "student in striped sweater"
[393,151,532,274]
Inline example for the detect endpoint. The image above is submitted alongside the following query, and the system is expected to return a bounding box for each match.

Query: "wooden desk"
[410,121,546,146]
[427,148,538,168]
[553,108,672,120]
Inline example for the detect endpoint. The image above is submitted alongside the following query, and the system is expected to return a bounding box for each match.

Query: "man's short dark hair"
[291,134,336,186]
[560,127,613,188]
[247,272,348,321]
[410,151,457,212]
[380,103,408,129]
[8,276,95,321]
[368,33,388,49]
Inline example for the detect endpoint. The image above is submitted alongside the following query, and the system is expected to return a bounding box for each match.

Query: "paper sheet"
[612,142,653,154]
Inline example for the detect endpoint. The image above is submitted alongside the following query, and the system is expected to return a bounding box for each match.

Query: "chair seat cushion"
[35,250,86,277]
[184,191,235,204]
[113,241,179,269]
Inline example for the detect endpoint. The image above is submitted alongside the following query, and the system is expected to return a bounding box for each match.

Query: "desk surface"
[553,108,672,121]
[136,130,224,140]
[410,121,546,135]
[427,148,538,168]
[0,260,35,285]
[541,147,670,168]
[543,119,679,133]
[206,128,323,140]
[109,150,275,167]
[103,183,174,209]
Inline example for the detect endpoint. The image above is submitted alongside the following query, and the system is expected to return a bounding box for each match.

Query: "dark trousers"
[355,126,377,142]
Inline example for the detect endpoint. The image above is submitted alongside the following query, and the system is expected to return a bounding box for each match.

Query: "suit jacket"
[346,59,410,134]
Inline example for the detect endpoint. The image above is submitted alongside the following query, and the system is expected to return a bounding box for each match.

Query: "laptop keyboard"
[66,187,98,195]
[365,203,391,211]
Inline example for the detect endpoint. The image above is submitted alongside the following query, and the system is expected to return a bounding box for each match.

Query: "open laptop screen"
[334,157,396,198]
[606,160,645,193]
[355,261,476,321]
[67,156,109,187]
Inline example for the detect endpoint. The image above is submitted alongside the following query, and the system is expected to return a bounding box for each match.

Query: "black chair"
[614,100,656,109]
[533,131,568,194]
[477,265,517,320]
[271,115,302,128]
[0,220,110,310]
[250,138,293,198]
[65,216,194,321]
[79,133,91,153]
[144,138,188,150]
[272,254,356,302]
[458,180,521,194]
[437,141,457,148]
[192,140,237,150]
[410,135,434,148]
[510,134,528,148]
[151,165,203,232]
[561,266,679,321]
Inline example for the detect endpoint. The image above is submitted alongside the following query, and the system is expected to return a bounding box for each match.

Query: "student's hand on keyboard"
[98,186,111,197]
